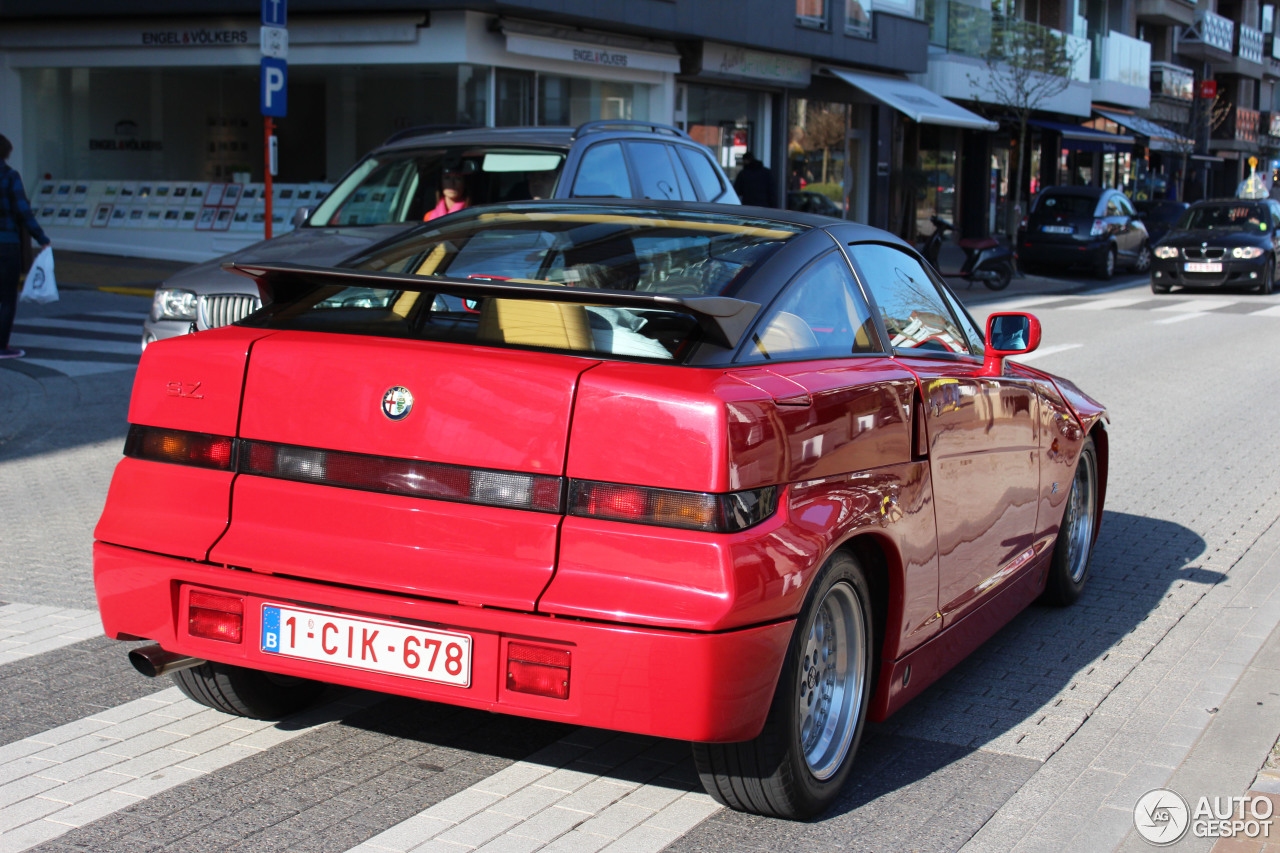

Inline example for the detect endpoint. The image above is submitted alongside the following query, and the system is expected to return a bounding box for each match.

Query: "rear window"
[241,204,805,362]
[1033,193,1098,218]
[309,147,567,226]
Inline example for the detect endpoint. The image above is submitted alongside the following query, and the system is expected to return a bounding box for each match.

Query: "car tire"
[1041,437,1099,607]
[1095,246,1116,280]
[1151,278,1171,294]
[172,661,324,720]
[1132,242,1151,273]
[984,261,1013,291]
[1257,259,1275,295]
[692,551,874,820]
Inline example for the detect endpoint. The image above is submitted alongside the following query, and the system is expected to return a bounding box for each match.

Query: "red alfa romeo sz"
[94,200,1107,819]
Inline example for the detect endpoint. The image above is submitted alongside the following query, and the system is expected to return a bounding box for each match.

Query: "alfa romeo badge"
[381,386,414,421]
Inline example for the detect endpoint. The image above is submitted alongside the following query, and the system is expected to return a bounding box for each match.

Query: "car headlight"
[151,288,198,322]
[1232,246,1265,259]
[1153,246,1179,259]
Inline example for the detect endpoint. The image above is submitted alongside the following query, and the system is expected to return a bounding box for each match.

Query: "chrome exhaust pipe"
[129,644,203,678]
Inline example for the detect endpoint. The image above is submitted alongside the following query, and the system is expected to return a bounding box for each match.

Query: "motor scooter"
[920,215,1014,291]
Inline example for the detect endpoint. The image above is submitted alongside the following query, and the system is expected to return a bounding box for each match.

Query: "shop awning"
[827,68,997,131]
[1093,108,1191,152]
[497,18,682,73]
[1027,119,1134,152]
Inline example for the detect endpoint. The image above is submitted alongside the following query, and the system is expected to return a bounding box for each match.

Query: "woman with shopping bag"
[0,133,52,360]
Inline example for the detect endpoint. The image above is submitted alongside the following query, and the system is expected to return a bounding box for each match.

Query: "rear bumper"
[94,541,793,743]
[1017,239,1108,268]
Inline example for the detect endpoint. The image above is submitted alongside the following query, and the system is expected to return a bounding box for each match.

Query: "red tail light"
[125,425,234,470]
[568,481,778,532]
[188,591,244,643]
[506,642,571,699]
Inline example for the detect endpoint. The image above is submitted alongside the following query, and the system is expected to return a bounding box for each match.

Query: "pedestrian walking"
[734,151,776,208]
[1,133,51,359]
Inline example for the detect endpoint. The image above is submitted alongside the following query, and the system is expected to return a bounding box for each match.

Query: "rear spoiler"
[224,261,761,349]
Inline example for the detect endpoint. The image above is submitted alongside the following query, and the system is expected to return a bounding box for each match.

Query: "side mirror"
[291,207,311,228]
[982,312,1041,375]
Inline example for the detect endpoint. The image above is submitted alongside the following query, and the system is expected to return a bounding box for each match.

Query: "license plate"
[261,603,472,687]
[1184,261,1223,273]
[1042,225,1073,234]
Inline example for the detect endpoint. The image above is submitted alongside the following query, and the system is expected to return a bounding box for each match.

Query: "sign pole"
[264,116,275,239]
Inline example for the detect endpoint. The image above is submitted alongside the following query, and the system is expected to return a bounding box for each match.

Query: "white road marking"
[1013,343,1083,363]
[0,604,103,665]
[0,688,368,852]
[982,296,1067,311]
[1250,303,1280,317]
[1065,297,1149,311]
[1155,298,1236,313]
[1155,313,1209,325]
[345,730,718,853]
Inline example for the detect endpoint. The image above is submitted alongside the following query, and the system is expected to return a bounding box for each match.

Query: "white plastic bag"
[20,246,58,304]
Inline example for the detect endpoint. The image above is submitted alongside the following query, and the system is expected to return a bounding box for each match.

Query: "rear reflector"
[188,591,244,643]
[568,481,778,532]
[506,642,570,699]
[239,440,563,512]
[125,425,235,470]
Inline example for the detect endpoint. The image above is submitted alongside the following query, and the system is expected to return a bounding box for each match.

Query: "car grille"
[198,294,262,330]
[1181,247,1227,261]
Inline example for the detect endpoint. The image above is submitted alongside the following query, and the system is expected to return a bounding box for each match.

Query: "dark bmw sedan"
[1017,186,1150,280]
[1150,199,1280,294]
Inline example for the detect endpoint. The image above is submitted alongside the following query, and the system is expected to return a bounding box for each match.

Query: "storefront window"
[913,125,957,239]
[21,64,492,184]
[536,75,649,126]
[682,85,769,181]
[788,99,850,217]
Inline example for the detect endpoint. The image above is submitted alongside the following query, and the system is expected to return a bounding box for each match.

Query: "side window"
[678,147,726,201]
[571,143,633,198]
[1117,195,1136,217]
[739,251,878,363]
[1105,196,1122,216]
[626,142,692,201]
[849,243,976,355]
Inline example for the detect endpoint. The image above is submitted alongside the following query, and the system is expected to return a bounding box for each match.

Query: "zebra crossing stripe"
[1014,343,1083,363]
[0,604,103,665]
[1065,297,1149,311]
[1155,298,1237,313]
[0,687,370,852]
[343,729,718,853]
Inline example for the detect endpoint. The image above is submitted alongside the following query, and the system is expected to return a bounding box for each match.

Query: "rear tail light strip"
[125,425,777,530]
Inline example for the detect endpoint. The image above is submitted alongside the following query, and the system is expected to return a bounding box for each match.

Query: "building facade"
[4,0,998,259]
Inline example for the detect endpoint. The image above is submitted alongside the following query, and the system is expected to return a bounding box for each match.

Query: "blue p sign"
[261,57,287,117]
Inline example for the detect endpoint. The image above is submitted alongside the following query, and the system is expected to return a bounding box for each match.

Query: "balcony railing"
[1095,30,1152,89]
[1185,8,1236,54]
[925,0,1088,81]
[1151,61,1194,100]
[1213,105,1260,144]
[1239,24,1265,64]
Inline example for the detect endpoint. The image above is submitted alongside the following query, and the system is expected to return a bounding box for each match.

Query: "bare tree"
[1146,94,1232,201]
[968,3,1084,234]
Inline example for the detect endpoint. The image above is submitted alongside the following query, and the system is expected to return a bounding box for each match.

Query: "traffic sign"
[262,0,286,28]
[260,57,288,117]
[260,25,288,59]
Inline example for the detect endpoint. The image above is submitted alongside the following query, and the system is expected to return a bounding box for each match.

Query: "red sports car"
[94,200,1107,819]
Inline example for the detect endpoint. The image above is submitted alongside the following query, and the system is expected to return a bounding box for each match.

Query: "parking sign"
[262,0,286,27]
[260,56,287,117]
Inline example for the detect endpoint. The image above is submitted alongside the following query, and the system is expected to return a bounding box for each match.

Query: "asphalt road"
[2,268,1279,852]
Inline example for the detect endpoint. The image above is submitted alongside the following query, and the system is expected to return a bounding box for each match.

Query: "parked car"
[787,189,843,218]
[1150,198,1280,294]
[97,199,1107,820]
[142,122,740,349]
[1017,186,1150,279]
[1133,199,1189,244]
